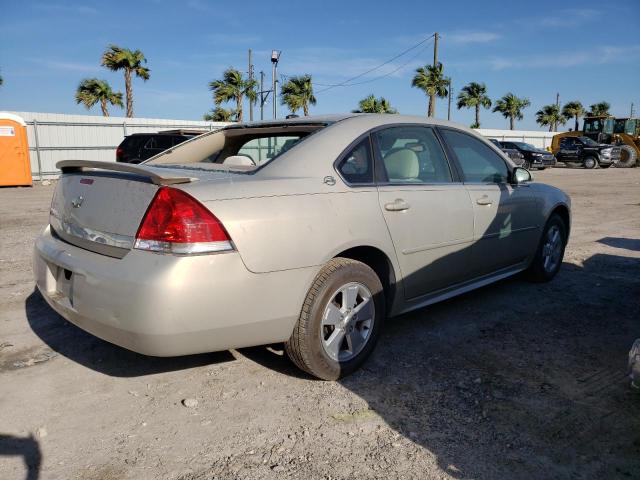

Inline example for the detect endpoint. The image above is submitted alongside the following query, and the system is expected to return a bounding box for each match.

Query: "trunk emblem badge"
[71,196,84,208]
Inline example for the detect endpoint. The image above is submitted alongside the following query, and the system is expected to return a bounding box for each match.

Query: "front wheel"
[583,156,597,169]
[526,214,567,282]
[285,258,385,380]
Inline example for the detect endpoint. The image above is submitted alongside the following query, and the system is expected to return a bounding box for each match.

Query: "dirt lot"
[1,168,639,480]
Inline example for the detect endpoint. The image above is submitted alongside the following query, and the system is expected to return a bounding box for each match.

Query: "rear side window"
[373,126,452,183]
[337,139,374,184]
[121,135,148,150]
[441,129,508,183]
[145,136,173,150]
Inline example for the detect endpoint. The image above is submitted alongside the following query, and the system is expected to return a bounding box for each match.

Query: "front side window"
[373,126,452,183]
[441,129,508,184]
[337,140,374,184]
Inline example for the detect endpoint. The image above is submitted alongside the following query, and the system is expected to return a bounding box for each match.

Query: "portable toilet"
[0,113,32,186]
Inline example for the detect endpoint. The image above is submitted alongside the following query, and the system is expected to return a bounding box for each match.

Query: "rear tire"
[285,258,385,380]
[526,214,567,283]
[583,156,597,169]
[617,145,638,168]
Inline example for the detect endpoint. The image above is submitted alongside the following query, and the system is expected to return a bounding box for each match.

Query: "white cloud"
[33,3,99,15]
[534,8,599,28]
[36,60,101,73]
[445,31,501,45]
[463,45,640,71]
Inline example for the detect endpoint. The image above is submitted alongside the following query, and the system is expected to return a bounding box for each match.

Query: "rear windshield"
[146,124,327,173]
[511,142,538,152]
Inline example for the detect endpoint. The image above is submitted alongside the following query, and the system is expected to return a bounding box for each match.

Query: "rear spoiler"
[56,160,194,185]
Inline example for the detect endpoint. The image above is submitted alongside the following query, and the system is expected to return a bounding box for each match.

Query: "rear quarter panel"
[204,188,398,274]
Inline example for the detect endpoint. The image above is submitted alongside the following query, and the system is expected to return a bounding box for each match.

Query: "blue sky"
[1,0,638,129]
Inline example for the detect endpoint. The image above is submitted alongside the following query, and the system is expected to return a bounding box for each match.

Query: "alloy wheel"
[542,225,562,273]
[320,282,375,362]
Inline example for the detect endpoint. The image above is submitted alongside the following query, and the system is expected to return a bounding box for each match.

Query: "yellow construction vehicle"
[551,116,639,167]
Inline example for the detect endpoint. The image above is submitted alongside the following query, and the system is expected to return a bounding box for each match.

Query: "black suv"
[499,141,556,170]
[116,130,204,164]
[556,136,621,169]
[488,139,526,167]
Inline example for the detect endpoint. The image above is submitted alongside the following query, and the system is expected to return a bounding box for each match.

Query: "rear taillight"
[134,187,233,254]
[116,147,124,161]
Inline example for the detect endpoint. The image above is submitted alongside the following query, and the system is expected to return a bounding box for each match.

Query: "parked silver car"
[33,114,571,379]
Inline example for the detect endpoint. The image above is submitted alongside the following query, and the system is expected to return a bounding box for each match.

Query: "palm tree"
[203,107,236,122]
[587,101,610,117]
[209,68,257,123]
[352,94,397,114]
[411,62,448,117]
[456,82,491,128]
[536,104,567,132]
[74,78,123,117]
[280,75,316,116]
[101,45,150,118]
[492,93,531,130]
[562,101,585,131]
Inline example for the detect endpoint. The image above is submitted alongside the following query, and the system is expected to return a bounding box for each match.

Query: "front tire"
[583,156,597,169]
[285,258,385,380]
[526,214,567,282]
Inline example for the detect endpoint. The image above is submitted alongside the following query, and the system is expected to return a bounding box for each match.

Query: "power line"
[280,33,435,93]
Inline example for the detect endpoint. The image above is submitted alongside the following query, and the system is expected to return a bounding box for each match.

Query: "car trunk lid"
[50,160,198,258]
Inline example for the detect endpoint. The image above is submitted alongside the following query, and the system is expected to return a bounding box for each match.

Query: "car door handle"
[476,195,493,206]
[384,199,410,212]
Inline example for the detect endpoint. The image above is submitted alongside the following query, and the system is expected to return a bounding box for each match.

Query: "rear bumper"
[33,226,316,356]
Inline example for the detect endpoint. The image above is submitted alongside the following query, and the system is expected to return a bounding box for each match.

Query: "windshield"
[146,124,327,172]
[578,136,599,146]
[511,142,538,152]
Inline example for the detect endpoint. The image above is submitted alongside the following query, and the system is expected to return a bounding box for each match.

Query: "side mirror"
[512,167,531,184]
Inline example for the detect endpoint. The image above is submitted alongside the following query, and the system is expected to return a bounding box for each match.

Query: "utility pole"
[447,77,452,121]
[433,32,439,66]
[248,49,254,122]
[271,50,281,120]
[260,70,269,120]
[631,102,635,118]
[555,92,560,131]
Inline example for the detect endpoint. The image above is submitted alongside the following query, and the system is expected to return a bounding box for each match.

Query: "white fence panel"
[7,111,228,178]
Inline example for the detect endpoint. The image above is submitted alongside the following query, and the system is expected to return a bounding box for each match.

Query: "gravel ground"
[1,167,639,480]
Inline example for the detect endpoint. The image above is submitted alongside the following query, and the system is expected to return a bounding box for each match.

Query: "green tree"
[101,45,150,118]
[74,78,123,117]
[411,62,448,117]
[280,75,316,116]
[536,104,567,132]
[561,101,585,131]
[352,94,397,114]
[456,82,491,128]
[203,107,236,122]
[209,68,257,123]
[587,101,610,117]
[492,93,531,130]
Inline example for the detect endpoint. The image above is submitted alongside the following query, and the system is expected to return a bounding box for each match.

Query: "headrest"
[384,149,419,180]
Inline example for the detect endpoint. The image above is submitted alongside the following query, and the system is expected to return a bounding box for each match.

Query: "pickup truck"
[556,136,621,169]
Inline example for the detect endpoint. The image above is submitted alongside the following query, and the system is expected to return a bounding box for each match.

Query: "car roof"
[223,113,476,131]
